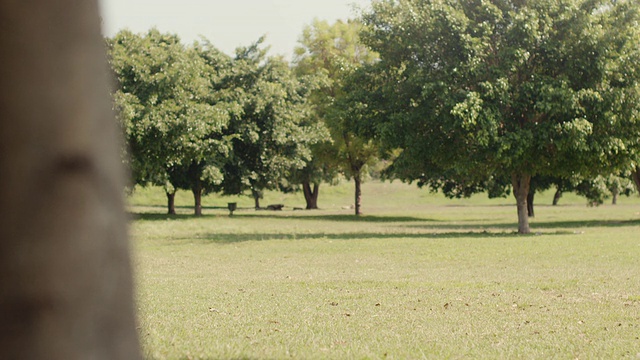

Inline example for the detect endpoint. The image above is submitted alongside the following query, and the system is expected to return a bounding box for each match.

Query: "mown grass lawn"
[129,181,640,359]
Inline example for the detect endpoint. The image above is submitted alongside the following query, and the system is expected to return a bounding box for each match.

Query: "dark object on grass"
[227,202,237,216]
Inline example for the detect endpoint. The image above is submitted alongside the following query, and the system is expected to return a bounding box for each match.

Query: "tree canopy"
[108,29,233,215]
[216,40,326,208]
[107,4,640,223]
[359,0,640,232]
[109,30,325,213]
[294,19,381,215]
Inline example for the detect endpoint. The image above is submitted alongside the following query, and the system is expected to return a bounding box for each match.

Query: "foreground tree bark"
[512,174,532,234]
[0,0,140,358]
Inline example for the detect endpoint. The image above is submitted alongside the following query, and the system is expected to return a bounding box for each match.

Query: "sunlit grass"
[129,181,640,359]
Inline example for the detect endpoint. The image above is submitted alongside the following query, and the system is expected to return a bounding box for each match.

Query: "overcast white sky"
[99,0,371,59]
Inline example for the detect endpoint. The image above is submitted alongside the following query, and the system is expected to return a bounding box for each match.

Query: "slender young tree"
[294,20,380,215]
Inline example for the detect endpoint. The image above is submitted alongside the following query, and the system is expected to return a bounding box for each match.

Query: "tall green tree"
[218,40,324,208]
[361,0,640,232]
[294,19,380,215]
[109,30,232,215]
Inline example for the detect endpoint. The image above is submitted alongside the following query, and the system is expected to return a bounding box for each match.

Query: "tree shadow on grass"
[129,207,243,221]
[237,213,432,223]
[129,212,431,223]
[533,219,640,229]
[405,218,640,231]
[186,230,577,244]
[224,213,640,231]
[128,213,195,221]
[130,212,640,232]
[128,204,235,213]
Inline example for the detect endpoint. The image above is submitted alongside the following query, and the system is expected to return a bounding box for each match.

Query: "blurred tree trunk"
[0,0,140,358]
[633,166,640,193]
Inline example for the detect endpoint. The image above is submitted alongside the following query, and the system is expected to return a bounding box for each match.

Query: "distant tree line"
[107,20,380,216]
[108,30,323,215]
[108,0,640,233]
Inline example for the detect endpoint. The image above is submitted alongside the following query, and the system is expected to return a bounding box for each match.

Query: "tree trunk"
[527,190,535,218]
[552,188,562,206]
[633,166,640,193]
[0,0,140,357]
[192,182,203,216]
[252,189,261,209]
[303,181,320,210]
[354,174,363,216]
[611,189,618,205]
[512,174,532,234]
[166,190,176,215]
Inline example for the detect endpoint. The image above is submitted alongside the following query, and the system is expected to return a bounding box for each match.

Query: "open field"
[129,181,640,359]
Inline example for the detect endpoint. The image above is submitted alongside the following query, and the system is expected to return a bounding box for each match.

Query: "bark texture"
[166,191,177,215]
[552,188,562,206]
[252,189,262,209]
[512,174,532,234]
[527,191,535,218]
[192,182,203,216]
[0,0,140,358]
[302,181,319,210]
[354,174,363,216]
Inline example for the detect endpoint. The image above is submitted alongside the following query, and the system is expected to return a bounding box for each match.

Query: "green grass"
[129,181,640,359]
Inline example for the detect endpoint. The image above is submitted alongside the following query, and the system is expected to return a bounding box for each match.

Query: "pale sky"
[99,0,371,59]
